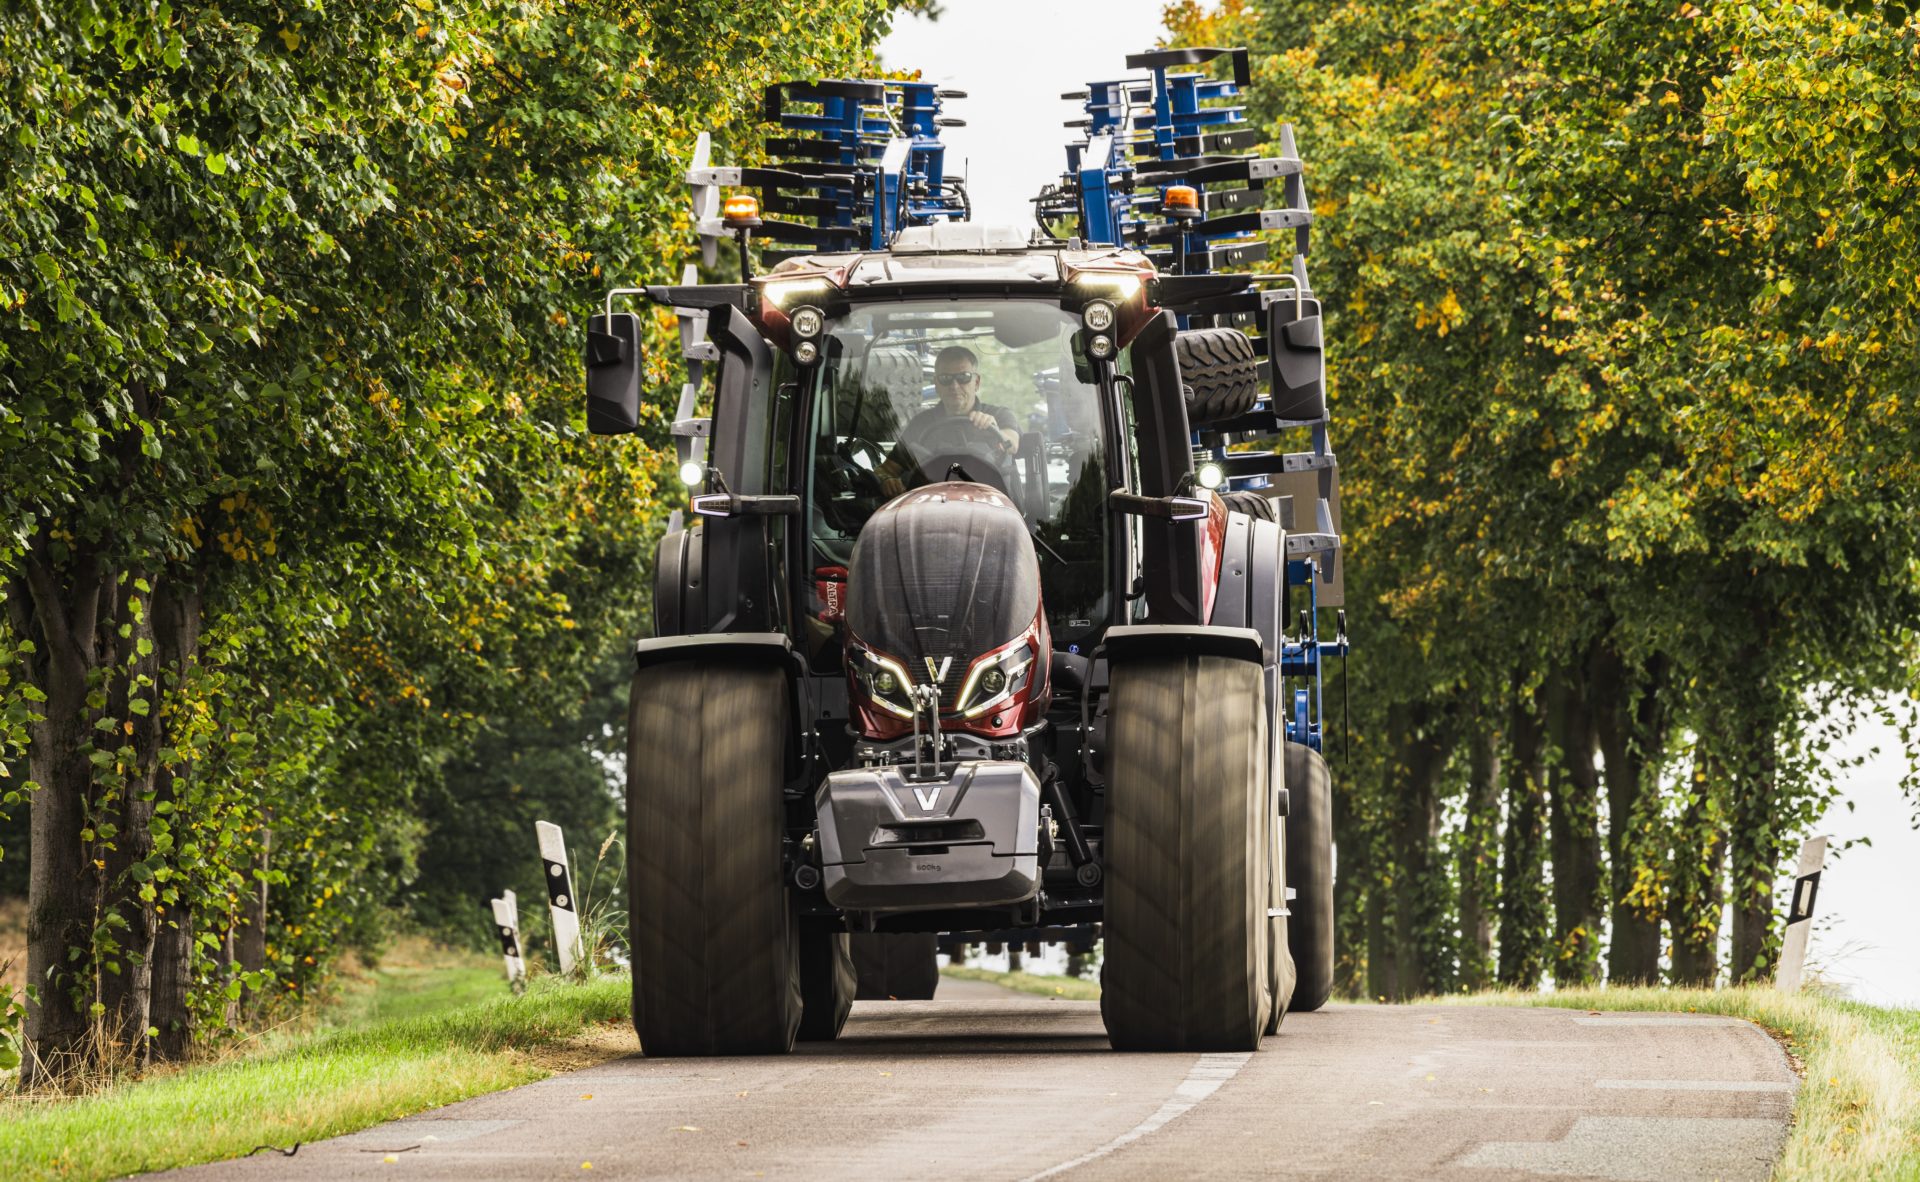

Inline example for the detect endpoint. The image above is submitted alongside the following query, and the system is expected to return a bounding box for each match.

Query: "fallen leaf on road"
[581,1093,594,1100]
[737,1141,749,1147]
[1368,1101,1383,1106]
[675,1126,703,1132]
[1425,1074,1435,1081]
[383,1156,398,1163]
[582,1162,592,1170]
[879,1071,892,1077]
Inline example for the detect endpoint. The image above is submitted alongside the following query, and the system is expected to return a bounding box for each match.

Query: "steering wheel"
[814,439,891,536]
[907,415,1014,491]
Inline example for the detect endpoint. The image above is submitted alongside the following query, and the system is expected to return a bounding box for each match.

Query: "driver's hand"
[880,473,905,497]
[967,410,997,432]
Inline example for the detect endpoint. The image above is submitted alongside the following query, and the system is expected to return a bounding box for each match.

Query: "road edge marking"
[1020,1052,1253,1181]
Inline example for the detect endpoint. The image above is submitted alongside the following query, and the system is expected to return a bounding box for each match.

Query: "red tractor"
[587,50,1345,1055]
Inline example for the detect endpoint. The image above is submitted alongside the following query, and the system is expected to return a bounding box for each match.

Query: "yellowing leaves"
[1413,289,1466,337]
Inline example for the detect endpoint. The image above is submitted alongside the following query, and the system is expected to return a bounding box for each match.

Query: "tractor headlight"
[794,339,820,365]
[852,647,915,719]
[956,644,1034,718]
[764,276,832,307]
[791,306,825,339]
[1086,333,1114,360]
[1083,300,1115,333]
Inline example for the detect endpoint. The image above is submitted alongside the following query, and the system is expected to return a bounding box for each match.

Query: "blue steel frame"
[755,79,969,255]
[1061,47,1348,755]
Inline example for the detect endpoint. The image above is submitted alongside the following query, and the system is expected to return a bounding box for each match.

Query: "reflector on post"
[536,821,584,976]
[489,890,526,992]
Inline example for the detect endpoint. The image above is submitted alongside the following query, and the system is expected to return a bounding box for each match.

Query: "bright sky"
[880,2,1919,1009]
[880,0,1176,225]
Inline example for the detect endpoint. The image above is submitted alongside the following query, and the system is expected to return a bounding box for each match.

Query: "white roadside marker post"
[1775,835,1827,993]
[537,820,584,976]
[490,890,526,991]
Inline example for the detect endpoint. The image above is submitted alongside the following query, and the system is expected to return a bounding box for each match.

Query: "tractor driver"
[876,345,1021,497]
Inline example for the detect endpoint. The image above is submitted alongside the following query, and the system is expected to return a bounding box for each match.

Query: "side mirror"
[1265,293,1325,423]
[585,311,643,434]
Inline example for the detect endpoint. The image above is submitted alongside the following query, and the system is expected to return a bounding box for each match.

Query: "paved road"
[167,987,1796,1181]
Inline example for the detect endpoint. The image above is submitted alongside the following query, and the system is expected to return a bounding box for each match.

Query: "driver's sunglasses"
[933,372,979,388]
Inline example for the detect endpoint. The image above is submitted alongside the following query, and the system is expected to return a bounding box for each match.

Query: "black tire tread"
[1102,655,1273,1051]
[796,921,857,1040]
[628,660,801,1056]
[1284,740,1336,1013]
[1222,490,1277,523]
[1176,327,1260,425]
[850,932,939,1000]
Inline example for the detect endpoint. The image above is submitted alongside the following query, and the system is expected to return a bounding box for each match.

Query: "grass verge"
[1440,986,1919,1182]
[940,964,1101,1000]
[0,974,634,1182]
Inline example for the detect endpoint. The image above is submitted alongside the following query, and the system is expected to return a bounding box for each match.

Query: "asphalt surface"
[164,980,1797,1181]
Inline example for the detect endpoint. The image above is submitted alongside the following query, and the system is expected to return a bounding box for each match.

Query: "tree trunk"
[1668,752,1726,987]
[237,817,270,1010]
[96,569,162,1058]
[10,546,108,1087]
[147,579,204,1062]
[1497,688,1550,990]
[1727,727,1782,984]
[1330,745,1366,999]
[1388,704,1453,1000]
[1456,727,1501,991]
[1545,670,1605,987]
[1590,646,1666,985]
[1364,861,1393,1003]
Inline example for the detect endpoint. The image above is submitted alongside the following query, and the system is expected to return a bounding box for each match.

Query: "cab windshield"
[804,298,1111,658]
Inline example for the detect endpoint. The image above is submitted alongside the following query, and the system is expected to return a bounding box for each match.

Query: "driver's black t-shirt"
[885,400,1020,476]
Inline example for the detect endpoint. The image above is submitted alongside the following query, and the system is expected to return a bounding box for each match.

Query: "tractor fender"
[1101,624,1261,665]
[653,526,705,637]
[632,633,802,786]
[632,630,791,672]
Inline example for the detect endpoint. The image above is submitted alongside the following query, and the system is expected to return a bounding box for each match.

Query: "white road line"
[1020,1051,1253,1181]
[1595,1079,1795,1093]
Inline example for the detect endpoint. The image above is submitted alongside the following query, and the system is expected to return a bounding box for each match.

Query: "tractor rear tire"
[627,659,801,1056]
[796,920,857,1041]
[1284,741,1336,1012]
[1102,655,1275,1051]
[1177,327,1260,426]
[850,932,940,1000]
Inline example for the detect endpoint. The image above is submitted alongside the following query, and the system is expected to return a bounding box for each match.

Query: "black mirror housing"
[586,311,643,435]
[1265,294,1326,423]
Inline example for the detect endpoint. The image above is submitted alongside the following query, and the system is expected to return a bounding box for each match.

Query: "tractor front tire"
[1176,327,1260,426]
[796,920,857,1040]
[1284,741,1336,1012]
[627,659,801,1056]
[1102,654,1275,1051]
[850,932,940,1000]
